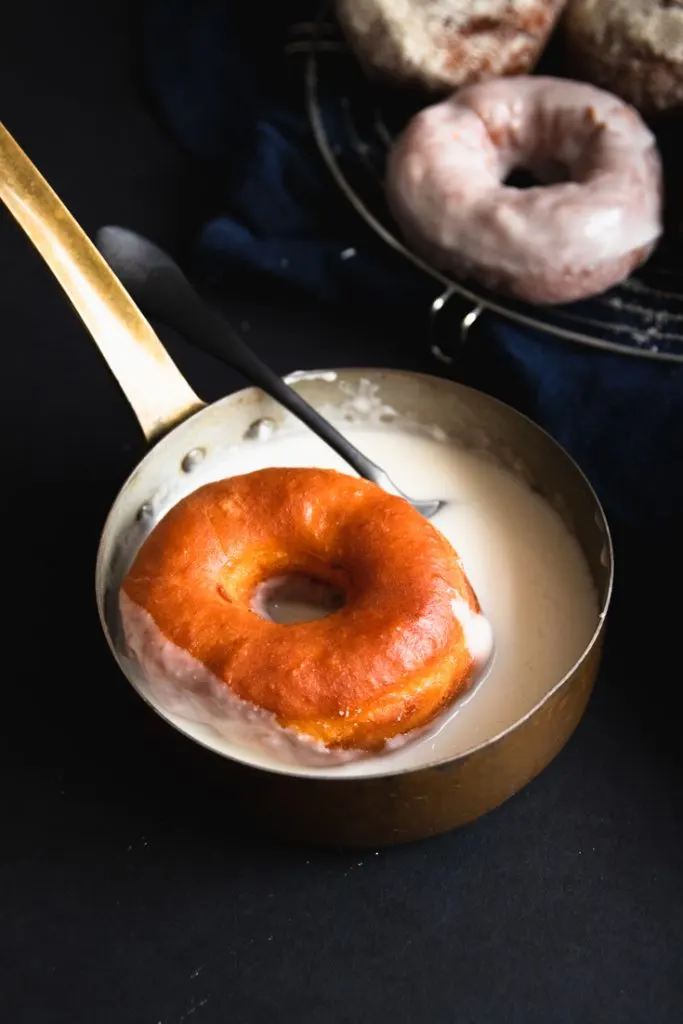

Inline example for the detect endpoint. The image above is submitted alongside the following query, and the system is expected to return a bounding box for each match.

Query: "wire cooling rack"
[287,9,683,363]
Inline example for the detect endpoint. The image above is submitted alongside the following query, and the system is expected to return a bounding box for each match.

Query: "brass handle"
[0,121,205,442]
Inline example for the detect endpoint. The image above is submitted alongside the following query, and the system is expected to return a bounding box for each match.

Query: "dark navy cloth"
[142,0,682,687]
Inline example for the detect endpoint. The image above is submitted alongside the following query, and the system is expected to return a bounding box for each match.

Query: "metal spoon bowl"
[96,225,445,519]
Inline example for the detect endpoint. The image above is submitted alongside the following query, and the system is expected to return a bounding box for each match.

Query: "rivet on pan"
[181,448,206,473]
[136,502,154,522]
[244,417,276,441]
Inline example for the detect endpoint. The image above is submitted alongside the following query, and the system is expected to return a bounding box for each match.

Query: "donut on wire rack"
[563,0,683,116]
[386,76,663,305]
[334,0,568,93]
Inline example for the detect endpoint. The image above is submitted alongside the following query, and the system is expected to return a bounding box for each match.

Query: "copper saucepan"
[0,122,613,847]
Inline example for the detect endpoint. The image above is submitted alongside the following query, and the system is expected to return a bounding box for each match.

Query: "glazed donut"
[335,0,567,93]
[119,468,491,760]
[563,1,683,116]
[386,76,663,305]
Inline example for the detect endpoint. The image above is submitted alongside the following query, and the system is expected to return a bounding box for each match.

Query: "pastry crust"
[121,467,486,751]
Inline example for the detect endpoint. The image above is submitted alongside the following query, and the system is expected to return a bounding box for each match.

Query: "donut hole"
[249,573,346,625]
[505,163,572,189]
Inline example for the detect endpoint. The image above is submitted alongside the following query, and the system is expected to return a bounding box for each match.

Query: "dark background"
[1,3,682,1023]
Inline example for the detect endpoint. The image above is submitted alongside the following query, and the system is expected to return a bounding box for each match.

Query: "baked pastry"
[386,76,663,304]
[563,0,683,115]
[335,0,567,92]
[120,467,491,760]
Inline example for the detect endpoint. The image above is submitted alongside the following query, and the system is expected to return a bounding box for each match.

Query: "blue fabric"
[142,0,682,684]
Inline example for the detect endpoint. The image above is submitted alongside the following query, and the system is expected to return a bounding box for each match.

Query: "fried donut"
[563,0,683,116]
[385,76,663,305]
[335,0,567,93]
[119,467,491,761]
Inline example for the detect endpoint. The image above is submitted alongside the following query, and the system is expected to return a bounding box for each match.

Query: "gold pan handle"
[0,121,205,442]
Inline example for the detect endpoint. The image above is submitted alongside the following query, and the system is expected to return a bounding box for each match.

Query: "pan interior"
[97,370,610,780]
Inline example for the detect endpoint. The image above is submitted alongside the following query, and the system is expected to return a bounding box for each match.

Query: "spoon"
[96,226,445,519]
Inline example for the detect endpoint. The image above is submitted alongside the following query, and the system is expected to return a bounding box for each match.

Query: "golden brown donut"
[120,467,488,754]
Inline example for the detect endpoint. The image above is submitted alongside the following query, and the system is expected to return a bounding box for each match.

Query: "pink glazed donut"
[386,76,663,304]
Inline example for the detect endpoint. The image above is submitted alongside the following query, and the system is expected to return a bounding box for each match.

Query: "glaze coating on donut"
[335,0,567,93]
[564,0,683,115]
[120,468,488,752]
[386,76,662,304]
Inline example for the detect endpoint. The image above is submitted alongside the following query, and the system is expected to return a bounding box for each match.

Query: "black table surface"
[2,4,682,1023]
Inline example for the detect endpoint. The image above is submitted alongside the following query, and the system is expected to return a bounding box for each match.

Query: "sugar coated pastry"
[386,76,663,304]
[120,468,492,761]
[335,0,567,92]
[563,0,683,115]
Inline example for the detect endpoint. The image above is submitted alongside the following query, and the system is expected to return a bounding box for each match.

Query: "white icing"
[118,424,600,778]
[386,76,662,305]
[284,370,338,384]
[119,592,362,767]
[323,378,449,441]
[451,596,494,664]
[250,573,345,624]
[121,589,478,768]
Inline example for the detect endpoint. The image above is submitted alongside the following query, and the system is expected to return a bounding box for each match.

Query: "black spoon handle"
[134,264,390,484]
